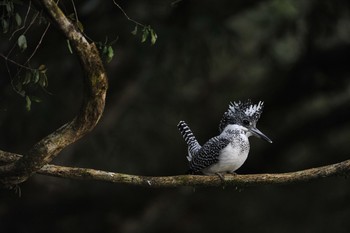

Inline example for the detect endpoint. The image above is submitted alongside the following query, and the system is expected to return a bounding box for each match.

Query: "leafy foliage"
[17,34,27,51]
[1,0,18,33]
[11,64,48,111]
[97,38,117,63]
[1,1,51,110]
[2,1,159,112]
[132,24,158,45]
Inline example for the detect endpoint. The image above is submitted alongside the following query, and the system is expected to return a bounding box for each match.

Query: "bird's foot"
[228,171,237,176]
[215,172,225,182]
[215,173,227,190]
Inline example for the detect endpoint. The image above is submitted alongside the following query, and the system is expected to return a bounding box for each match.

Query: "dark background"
[1,0,350,232]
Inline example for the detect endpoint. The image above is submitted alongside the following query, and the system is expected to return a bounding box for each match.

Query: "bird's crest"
[219,100,264,133]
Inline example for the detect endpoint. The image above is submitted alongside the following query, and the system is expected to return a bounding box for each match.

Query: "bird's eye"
[243,120,250,126]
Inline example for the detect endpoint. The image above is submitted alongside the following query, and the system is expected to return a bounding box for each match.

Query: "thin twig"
[6,11,40,59]
[3,10,41,89]
[70,0,79,22]
[112,0,145,27]
[24,22,51,66]
[171,0,183,7]
[0,53,34,71]
[9,0,32,40]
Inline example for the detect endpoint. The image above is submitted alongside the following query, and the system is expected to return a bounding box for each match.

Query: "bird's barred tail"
[177,121,201,161]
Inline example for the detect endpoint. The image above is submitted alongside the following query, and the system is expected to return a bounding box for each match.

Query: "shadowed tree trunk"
[0,0,108,185]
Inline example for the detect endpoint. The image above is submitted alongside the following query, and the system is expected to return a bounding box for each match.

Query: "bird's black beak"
[250,127,273,143]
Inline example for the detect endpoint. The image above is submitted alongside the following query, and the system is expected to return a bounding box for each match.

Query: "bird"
[177,100,272,177]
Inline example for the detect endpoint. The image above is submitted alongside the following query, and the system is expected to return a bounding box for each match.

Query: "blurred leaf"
[31,96,42,103]
[18,90,25,97]
[67,13,84,31]
[102,45,107,54]
[38,64,47,73]
[15,13,22,27]
[33,69,40,83]
[67,39,73,54]
[25,95,31,111]
[39,72,48,88]
[106,46,114,63]
[2,19,9,33]
[17,34,27,51]
[131,25,138,35]
[23,71,31,85]
[6,1,13,13]
[150,29,158,45]
[15,81,22,93]
[76,21,84,32]
[141,27,150,43]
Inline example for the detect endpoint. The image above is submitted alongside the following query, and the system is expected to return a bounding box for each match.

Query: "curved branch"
[36,159,350,187]
[0,1,348,188]
[0,0,107,185]
[1,151,349,187]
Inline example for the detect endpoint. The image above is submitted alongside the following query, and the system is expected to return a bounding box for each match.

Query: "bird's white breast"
[203,136,250,174]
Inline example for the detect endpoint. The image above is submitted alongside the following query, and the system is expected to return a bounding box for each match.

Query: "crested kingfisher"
[177,100,272,176]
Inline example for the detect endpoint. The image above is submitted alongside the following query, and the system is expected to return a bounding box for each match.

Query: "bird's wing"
[189,136,231,172]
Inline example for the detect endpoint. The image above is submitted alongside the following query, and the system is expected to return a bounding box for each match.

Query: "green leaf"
[25,95,31,111]
[33,69,40,83]
[6,2,13,13]
[131,25,138,35]
[38,64,46,72]
[67,40,73,54]
[38,64,47,76]
[150,29,158,45]
[76,21,84,32]
[106,46,114,63]
[15,13,22,27]
[2,19,9,33]
[39,72,48,88]
[23,71,31,85]
[18,90,25,97]
[18,34,27,51]
[102,45,108,54]
[31,96,42,103]
[141,27,150,43]
[15,81,23,93]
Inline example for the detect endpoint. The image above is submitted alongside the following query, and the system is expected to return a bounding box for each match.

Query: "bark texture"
[1,0,349,188]
[1,151,349,187]
[0,0,108,185]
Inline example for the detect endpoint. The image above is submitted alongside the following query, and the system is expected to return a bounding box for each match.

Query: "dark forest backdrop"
[1,0,350,232]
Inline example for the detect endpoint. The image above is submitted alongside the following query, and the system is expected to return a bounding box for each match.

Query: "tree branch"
[0,0,108,185]
[38,160,350,187]
[1,1,349,189]
[1,150,349,187]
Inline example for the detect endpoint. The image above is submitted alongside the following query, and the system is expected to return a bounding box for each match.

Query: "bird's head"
[219,100,272,143]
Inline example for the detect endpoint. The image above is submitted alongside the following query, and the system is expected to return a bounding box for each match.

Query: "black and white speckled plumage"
[189,126,250,173]
[178,100,272,175]
[189,136,230,172]
[177,121,201,161]
[219,100,264,133]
